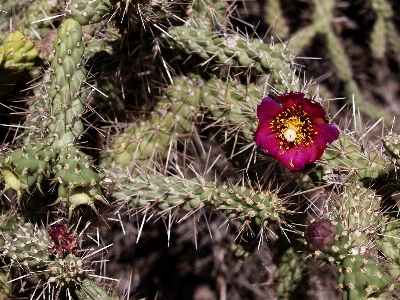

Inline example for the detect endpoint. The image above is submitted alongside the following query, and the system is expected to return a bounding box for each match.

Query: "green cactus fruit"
[66,0,111,26]
[52,145,107,219]
[45,18,87,150]
[337,255,394,300]
[0,143,56,203]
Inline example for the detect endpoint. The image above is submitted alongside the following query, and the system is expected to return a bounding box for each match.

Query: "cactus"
[2,0,400,299]
[273,246,308,298]
[65,0,111,26]
[0,30,38,98]
[0,216,115,298]
[0,142,56,202]
[108,166,290,232]
[52,145,107,219]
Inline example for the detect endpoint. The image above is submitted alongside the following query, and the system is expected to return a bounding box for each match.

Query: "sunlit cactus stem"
[39,18,87,149]
[108,167,291,235]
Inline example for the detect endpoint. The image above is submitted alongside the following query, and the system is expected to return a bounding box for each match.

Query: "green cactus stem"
[308,185,383,262]
[186,0,227,29]
[102,76,203,169]
[108,167,291,233]
[0,218,115,299]
[0,142,56,203]
[338,255,394,300]
[376,217,400,280]
[164,26,301,93]
[30,18,87,149]
[273,246,307,299]
[51,145,107,219]
[65,0,111,26]
[74,277,119,300]
[304,183,398,299]
[382,131,400,166]
[0,30,38,98]
[318,133,388,185]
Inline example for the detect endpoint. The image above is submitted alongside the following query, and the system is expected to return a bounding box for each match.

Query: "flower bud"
[305,219,337,252]
[47,223,77,257]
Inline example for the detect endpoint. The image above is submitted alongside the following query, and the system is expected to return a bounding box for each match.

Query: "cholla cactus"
[1,0,400,299]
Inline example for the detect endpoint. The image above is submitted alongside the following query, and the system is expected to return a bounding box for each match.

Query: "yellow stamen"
[271,106,313,148]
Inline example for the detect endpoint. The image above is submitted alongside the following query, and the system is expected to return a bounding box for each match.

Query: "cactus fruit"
[305,219,337,252]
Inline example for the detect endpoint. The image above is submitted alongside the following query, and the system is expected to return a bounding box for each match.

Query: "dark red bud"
[305,219,337,252]
[47,223,77,257]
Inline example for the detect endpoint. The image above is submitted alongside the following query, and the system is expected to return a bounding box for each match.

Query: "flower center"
[271,106,313,148]
[284,127,297,142]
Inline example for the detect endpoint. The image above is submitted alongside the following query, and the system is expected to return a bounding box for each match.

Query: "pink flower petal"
[257,97,284,121]
[254,120,280,156]
[277,146,313,170]
[307,140,326,161]
[276,92,305,110]
[301,99,328,124]
[313,124,339,144]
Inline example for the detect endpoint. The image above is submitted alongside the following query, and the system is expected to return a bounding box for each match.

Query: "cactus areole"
[254,92,339,170]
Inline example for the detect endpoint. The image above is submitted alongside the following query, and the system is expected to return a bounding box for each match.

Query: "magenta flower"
[254,92,339,170]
